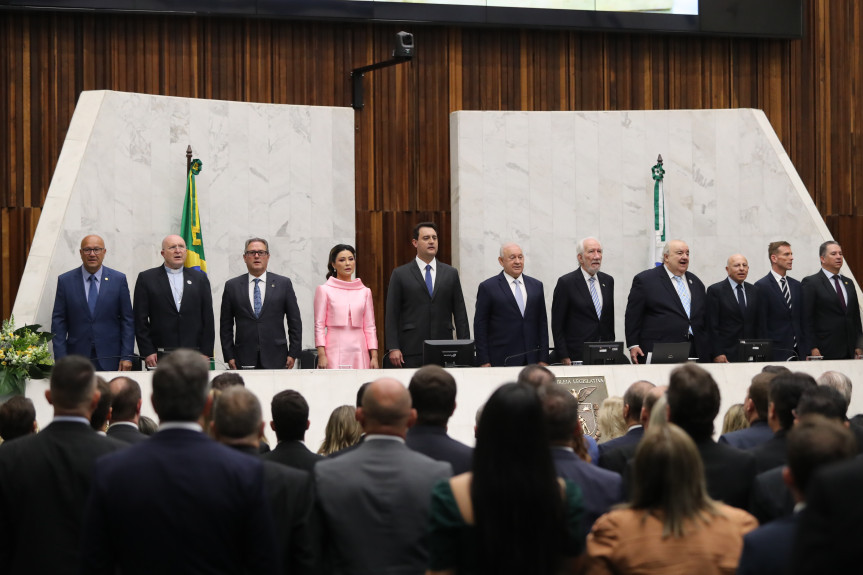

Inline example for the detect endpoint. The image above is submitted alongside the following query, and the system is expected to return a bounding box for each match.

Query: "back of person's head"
[721,404,748,435]
[408,365,456,426]
[748,372,774,421]
[90,377,112,431]
[667,364,721,442]
[787,415,857,497]
[817,371,852,409]
[138,415,158,436]
[49,355,96,410]
[210,371,245,391]
[0,396,36,441]
[623,380,655,423]
[761,365,792,376]
[540,385,581,444]
[629,423,716,537]
[770,372,818,431]
[318,405,362,455]
[213,386,262,440]
[649,394,669,429]
[796,386,848,422]
[356,381,371,408]
[270,389,309,442]
[473,383,565,575]
[517,364,555,388]
[597,396,626,442]
[151,349,211,422]
[641,385,667,426]
[108,376,142,422]
[359,378,413,431]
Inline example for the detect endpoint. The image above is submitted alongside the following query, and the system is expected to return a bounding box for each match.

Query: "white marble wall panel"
[452,109,854,349]
[12,90,355,358]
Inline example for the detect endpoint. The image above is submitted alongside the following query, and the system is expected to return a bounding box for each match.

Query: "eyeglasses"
[81,248,104,255]
[244,250,269,257]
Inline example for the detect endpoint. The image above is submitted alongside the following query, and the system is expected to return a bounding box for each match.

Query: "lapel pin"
[187,280,192,285]
[271,283,275,288]
[104,277,109,281]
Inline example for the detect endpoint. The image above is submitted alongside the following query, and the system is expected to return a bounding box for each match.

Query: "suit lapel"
[817,272,846,314]
[723,281,742,319]
[497,272,522,316]
[411,262,432,300]
[658,268,688,318]
[259,274,275,315]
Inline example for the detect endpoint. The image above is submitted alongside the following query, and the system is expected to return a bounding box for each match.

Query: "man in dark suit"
[597,380,654,464]
[625,240,708,363]
[598,385,665,475]
[406,365,473,474]
[542,385,623,537]
[551,237,615,364]
[105,376,147,444]
[718,372,775,449]
[133,234,215,368]
[263,390,323,472]
[51,234,135,371]
[212,386,316,575]
[754,241,809,360]
[220,238,302,369]
[315,378,452,574]
[385,222,470,368]
[80,349,278,574]
[0,396,36,442]
[0,356,126,575]
[740,416,856,575]
[667,364,756,510]
[706,254,762,362]
[802,240,863,360]
[474,243,548,366]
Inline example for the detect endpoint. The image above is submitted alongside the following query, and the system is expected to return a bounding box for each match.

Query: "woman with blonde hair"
[585,423,757,574]
[721,403,749,435]
[318,405,363,455]
[596,396,626,443]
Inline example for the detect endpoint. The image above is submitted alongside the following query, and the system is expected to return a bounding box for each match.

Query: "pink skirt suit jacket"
[314,277,378,369]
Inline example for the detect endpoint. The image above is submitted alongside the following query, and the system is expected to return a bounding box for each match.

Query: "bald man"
[474,243,549,366]
[51,234,135,371]
[314,378,452,575]
[133,235,214,367]
[706,254,763,362]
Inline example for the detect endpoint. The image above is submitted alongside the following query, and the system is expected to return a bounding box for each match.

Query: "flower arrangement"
[0,316,54,396]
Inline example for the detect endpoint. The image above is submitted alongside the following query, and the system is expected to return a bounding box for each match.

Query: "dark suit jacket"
[705,278,762,361]
[749,466,794,525]
[263,440,324,472]
[552,447,623,538]
[597,425,644,465]
[405,424,473,474]
[551,270,615,362]
[220,272,303,368]
[133,266,215,358]
[802,270,863,359]
[738,513,797,575]
[697,439,757,510]
[385,260,470,367]
[718,420,773,450]
[473,272,548,366]
[624,265,708,361]
[749,429,788,473]
[106,422,148,444]
[597,441,637,476]
[51,266,134,370]
[754,272,808,360]
[0,421,126,575]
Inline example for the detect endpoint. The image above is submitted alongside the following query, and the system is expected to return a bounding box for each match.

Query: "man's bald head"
[623,380,655,426]
[359,378,415,436]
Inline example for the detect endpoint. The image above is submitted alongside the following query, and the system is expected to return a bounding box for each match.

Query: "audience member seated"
[210,371,246,391]
[0,396,37,442]
[739,416,856,575]
[596,396,626,444]
[599,385,665,476]
[667,364,756,509]
[89,376,112,435]
[721,403,747,435]
[263,389,323,472]
[597,381,654,463]
[427,383,584,575]
[105,376,148,444]
[318,405,362,455]
[585,423,757,574]
[542,385,622,538]
[138,414,158,436]
[718,372,775,449]
[516,364,556,388]
[325,382,372,458]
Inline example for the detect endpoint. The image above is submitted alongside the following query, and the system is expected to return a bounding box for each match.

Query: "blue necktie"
[253,278,262,317]
[425,265,433,297]
[87,274,98,316]
[514,279,525,317]
[588,276,602,319]
[673,275,691,318]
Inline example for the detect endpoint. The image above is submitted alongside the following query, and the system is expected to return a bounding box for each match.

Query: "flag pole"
[652,154,666,267]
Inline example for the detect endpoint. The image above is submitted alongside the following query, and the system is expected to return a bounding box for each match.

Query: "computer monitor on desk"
[423,339,475,368]
[739,340,773,362]
[582,342,629,365]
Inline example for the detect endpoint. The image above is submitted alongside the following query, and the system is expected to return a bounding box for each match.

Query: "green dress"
[426,478,585,574]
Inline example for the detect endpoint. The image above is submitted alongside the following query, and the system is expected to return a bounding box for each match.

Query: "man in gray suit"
[385,222,470,367]
[315,377,453,574]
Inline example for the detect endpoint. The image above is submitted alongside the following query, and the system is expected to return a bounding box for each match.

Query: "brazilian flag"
[181,158,207,273]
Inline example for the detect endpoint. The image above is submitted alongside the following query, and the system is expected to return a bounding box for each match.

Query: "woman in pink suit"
[314,244,379,369]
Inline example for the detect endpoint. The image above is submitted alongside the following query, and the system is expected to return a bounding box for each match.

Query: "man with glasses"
[51,234,135,370]
[133,234,214,368]
[219,238,302,369]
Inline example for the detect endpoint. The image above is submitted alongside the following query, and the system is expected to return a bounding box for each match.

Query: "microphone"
[503,346,551,367]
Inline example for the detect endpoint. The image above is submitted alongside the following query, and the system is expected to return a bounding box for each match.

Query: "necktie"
[514,279,525,317]
[736,283,746,316]
[88,274,98,315]
[673,275,691,318]
[588,276,602,319]
[425,264,434,297]
[780,277,792,311]
[833,275,847,311]
[253,278,262,317]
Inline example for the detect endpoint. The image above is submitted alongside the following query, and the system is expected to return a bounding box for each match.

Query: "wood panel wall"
[1,1,861,353]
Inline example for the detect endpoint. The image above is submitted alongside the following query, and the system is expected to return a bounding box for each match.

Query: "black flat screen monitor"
[738,340,773,363]
[423,339,475,368]
[582,341,628,365]
[650,342,692,364]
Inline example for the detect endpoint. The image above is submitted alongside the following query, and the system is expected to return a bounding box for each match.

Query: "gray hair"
[499,243,521,259]
[244,237,269,251]
[817,371,852,408]
[819,240,840,258]
[576,237,600,257]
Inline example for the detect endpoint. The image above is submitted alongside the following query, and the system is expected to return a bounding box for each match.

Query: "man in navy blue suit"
[625,239,708,363]
[51,235,135,371]
[474,243,548,366]
[754,241,809,360]
[706,254,763,362]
